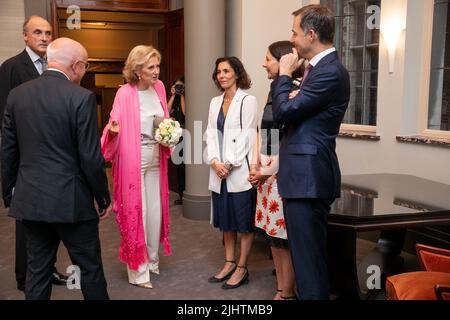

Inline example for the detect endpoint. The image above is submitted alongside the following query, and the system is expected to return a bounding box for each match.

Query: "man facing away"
[271,5,350,300]
[0,15,69,291]
[1,37,112,300]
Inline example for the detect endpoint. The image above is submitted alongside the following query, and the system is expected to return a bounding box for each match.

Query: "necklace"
[224,90,236,103]
[224,96,233,102]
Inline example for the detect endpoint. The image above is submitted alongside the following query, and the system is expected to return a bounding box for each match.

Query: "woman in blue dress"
[205,56,258,289]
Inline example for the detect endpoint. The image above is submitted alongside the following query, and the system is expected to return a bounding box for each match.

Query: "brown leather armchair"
[386,244,450,300]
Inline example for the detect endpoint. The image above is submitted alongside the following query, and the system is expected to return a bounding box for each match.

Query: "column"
[169,0,184,11]
[183,0,225,220]
[24,0,50,20]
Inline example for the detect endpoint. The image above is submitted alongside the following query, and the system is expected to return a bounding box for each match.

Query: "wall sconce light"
[381,19,405,74]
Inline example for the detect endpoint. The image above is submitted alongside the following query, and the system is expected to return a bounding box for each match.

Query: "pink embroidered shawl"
[101,81,171,270]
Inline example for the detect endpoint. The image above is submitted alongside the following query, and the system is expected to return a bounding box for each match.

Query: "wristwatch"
[224,161,233,171]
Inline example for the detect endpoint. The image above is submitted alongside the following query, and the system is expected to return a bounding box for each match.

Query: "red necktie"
[301,64,313,88]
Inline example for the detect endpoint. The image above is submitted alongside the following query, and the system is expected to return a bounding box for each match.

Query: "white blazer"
[205,89,258,194]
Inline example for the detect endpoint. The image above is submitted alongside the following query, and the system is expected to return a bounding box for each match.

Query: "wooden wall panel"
[53,0,169,12]
[165,9,184,88]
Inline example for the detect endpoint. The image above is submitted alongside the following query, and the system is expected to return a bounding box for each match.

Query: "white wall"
[0,0,25,63]
[337,0,450,185]
[227,0,305,113]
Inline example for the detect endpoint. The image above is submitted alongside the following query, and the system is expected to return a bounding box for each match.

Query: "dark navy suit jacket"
[271,51,350,199]
[1,71,111,222]
[0,49,40,124]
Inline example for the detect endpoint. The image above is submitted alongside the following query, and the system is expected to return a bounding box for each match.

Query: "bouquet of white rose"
[154,117,183,148]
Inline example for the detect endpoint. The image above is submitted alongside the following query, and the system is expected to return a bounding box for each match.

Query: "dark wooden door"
[165,9,185,194]
[165,9,184,90]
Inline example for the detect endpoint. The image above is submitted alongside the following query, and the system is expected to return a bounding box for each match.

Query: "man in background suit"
[0,15,68,291]
[1,37,112,300]
[271,5,350,299]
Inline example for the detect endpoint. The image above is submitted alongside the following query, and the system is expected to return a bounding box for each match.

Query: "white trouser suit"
[128,87,164,285]
[127,142,162,284]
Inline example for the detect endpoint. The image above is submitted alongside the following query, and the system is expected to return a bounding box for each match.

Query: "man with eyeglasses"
[1,37,112,300]
[77,60,90,70]
[0,15,69,292]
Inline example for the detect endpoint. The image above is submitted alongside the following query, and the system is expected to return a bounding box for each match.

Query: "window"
[428,0,450,131]
[321,0,380,126]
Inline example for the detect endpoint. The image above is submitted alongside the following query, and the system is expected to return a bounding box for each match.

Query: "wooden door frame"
[50,0,184,94]
[50,0,169,38]
[165,8,184,88]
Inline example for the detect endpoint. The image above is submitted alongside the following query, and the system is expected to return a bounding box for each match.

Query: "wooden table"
[327,174,450,299]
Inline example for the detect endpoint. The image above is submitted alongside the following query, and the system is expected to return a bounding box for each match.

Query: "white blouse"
[138,86,164,140]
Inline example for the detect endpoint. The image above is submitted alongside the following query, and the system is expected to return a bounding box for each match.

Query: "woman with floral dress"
[250,41,304,300]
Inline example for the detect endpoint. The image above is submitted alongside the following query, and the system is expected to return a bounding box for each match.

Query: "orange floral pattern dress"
[254,154,287,240]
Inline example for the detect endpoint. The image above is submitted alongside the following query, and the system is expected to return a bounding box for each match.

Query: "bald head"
[23,15,52,57]
[47,37,89,84]
[47,37,87,66]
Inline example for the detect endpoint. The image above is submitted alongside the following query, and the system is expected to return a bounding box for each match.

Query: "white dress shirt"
[47,68,70,80]
[308,47,336,67]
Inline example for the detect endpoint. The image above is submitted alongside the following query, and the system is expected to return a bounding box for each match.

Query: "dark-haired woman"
[206,56,258,289]
[249,41,304,300]
[167,76,185,205]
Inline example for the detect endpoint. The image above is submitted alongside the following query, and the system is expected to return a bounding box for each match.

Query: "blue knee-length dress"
[212,104,254,233]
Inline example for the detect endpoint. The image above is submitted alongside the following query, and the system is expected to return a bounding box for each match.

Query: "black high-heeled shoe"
[208,260,237,283]
[222,265,249,289]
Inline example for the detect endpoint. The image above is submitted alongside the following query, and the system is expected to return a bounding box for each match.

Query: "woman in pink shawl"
[101,45,171,289]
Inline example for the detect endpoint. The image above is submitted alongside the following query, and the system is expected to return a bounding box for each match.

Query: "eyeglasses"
[75,60,90,70]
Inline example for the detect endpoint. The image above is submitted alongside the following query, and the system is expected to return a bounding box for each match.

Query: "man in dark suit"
[0,15,68,292]
[1,37,112,300]
[271,5,350,300]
